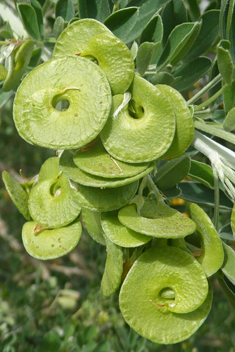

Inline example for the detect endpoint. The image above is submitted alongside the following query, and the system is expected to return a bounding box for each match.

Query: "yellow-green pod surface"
[39,157,61,182]
[28,175,81,228]
[118,199,196,238]
[157,85,194,159]
[22,219,82,260]
[13,56,112,149]
[188,203,224,277]
[0,63,8,81]
[81,32,134,95]
[101,75,176,163]
[119,246,211,344]
[53,18,112,57]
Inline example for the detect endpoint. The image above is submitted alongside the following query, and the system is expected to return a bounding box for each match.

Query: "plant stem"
[187,74,222,105]
[213,168,220,231]
[194,84,228,111]
[194,120,235,146]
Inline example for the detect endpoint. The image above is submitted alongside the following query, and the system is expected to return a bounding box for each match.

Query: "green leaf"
[172,57,211,91]
[220,0,230,39]
[136,42,161,76]
[157,22,201,68]
[185,0,200,21]
[56,0,74,21]
[104,7,139,43]
[0,88,13,108]
[163,185,182,199]
[0,21,14,39]
[189,160,214,189]
[41,331,61,352]
[217,275,235,309]
[223,107,235,132]
[53,16,65,39]
[78,0,111,22]
[222,242,235,285]
[223,81,235,113]
[229,7,235,62]
[179,182,233,209]
[110,0,170,43]
[161,0,187,45]
[101,234,123,296]
[155,156,191,191]
[18,4,41,40]
[184,10,220,63]
[139,14,163,44]
[150,72,177,85]
[28,48,42,68]
[217,40,234,85]
[30,0,44,40]
[0,63,8,81]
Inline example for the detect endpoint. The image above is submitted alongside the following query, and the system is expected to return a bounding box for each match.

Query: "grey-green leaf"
[223,107,235,132]
[221,242,235,285]
[217,39,234,85]
[139,14,163,44]
[30,0,44,40]
[78,0,111,22]
[18,4,41,40]
[155,156,191,191]
[188,160,214,189]
[136,42,161,76]
[172,57,211,91]
[56,0,74,22]
[53,16,65,39]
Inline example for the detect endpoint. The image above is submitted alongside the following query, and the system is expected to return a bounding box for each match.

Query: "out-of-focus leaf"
[17,4,41,40]
[229,7,235,62]
[150,72,177,85]
[179,182,233,209]
[136,42,161,76]
[157,21,201,68]
[217,40,234,85]
[220,0,230,39]
[28,48,41,67]
[0,21,14,39]
[56,0,74,22]
[130,41,138,59]
[172,57,211,91]
[118,0,170,43]
[161,0,187,45]
[78,0,111,22]
[104,7,139,43]
[184,10,220,62]
[185,0,200,21]
[30,0,44,40]
[222,242,235,285]
[189,160,214,189]
[163,186,182,199]
[217,275,235,309]
[223,81,235,113]
[154,155,191,191]
[209,60,221,98]
[0,63,7,81]
[0,88,13,108]
[53,16,65,39]
[41,331,61,352]
[224,107,235,132]
[139,14,163,44]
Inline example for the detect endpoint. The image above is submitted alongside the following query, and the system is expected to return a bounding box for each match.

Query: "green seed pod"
[0,63,8,81]
[13,56,112,149]
[119,246,211,344]
[118,199,196,238]
[22,219,82,260]
[39,157,61,182]
[101,75,176,163]
[82,208,106,246]
[28,174,81,228]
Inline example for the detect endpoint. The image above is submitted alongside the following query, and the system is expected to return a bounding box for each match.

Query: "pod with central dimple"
[28,174,81,228]
[101,75,176,163]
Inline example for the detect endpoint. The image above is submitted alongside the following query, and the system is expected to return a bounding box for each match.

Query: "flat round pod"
[82,208,106,245]
[101,211,151,247]
[74,139,150,179]
[157,85,194,159]
[74,181,139,212]
[39,157,61,182]
[100,75,175,163]
[13,56,112,149]
[60,151,155,188]
[3,39,34,92]
[53,19,112,58]
[119,246,212,344]
[2,170,31,220]
[22,220,82,260]
[118,199,196,238]
[188,203,224,276]
[28,175,81,228]
[81,32,134,95]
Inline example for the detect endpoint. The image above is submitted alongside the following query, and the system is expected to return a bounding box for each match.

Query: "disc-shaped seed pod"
[157,85,194,160]
[60,151,155,188]
[188,203,224,276]
[2,170,31,220]
[118,199,196,238]
[119,246,212,344]
[22,220,82,260]
[13,56,112,149]
[100,75,176,163]
[39,157,61,182]
[73,139,150,179]
[101,211,151,248]
[53,18,112,58]
[81,32,135,95]
[28,174,81,228]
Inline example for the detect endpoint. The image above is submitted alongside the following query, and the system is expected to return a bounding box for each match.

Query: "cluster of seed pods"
[2,18,227,344]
